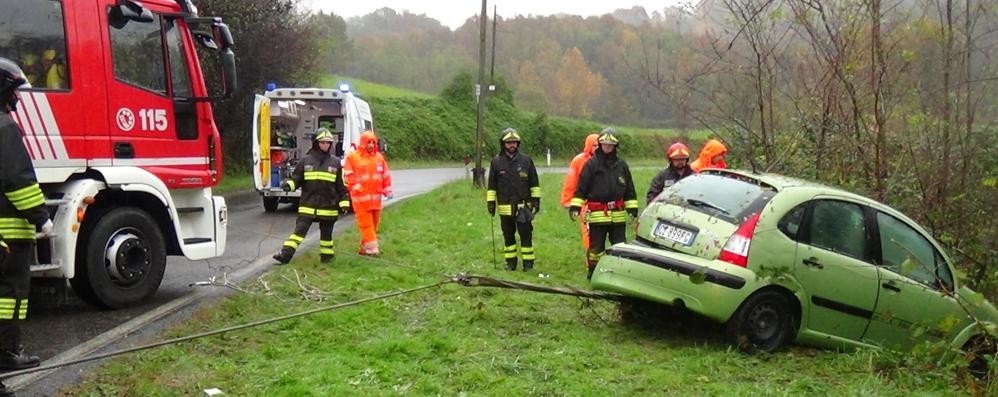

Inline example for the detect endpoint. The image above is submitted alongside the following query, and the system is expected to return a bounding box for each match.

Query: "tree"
[309,11,351,74]
[196,0,322,172]
[553,47,605,118]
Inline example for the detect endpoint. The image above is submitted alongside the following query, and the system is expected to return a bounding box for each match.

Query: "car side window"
[808,200,867,260]
[778,204,806,241]
[876,212,952,289]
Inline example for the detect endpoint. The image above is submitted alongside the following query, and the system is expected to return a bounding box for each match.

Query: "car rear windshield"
[653,173,777,223]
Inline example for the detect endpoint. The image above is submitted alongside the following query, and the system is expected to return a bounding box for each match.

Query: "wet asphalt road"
[11,168,468,395]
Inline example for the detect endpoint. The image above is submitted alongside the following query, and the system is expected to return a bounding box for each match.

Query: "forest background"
[194,0,996,297]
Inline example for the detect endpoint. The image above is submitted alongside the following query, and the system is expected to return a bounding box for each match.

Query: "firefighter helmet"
[500,127,521,143]
[667,142,690,160]
[0,57,29,94]
[314,128,335,143]
[598,128,619,145]
[0,57,29,112]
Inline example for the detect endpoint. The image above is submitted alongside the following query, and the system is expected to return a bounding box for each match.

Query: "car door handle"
[114,142,134,159]
[802,257,823,269]
[882,281,901,292]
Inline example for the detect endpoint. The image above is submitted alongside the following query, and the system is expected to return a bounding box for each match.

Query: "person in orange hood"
[343,130,393,256]
[690,139,728,172]
[560,133,599,264]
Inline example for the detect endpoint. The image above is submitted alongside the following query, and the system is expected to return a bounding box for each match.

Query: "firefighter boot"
[320,254,334,264]
[522,261,534,272]
[272,247,295,265]
[505,258,517,271]
[0,348,40,371]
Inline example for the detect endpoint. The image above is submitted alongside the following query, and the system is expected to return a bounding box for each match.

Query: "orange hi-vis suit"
[343,131,393,255]
[690,139,728,172]
[560,133,600,259]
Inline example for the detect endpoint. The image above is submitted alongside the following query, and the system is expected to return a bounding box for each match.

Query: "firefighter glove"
[569,206,580,221]
[627,208,639,219]
[487,201,496,216]
[531,199,540,215]
[281,181,293,192]
[340,205,351,215]
[38,219,54,237]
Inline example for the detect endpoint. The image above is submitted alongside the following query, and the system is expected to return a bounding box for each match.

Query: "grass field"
[61,171,989,396]
[318,75,434,99]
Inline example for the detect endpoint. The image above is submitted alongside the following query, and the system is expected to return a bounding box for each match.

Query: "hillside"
[317,74,711,162]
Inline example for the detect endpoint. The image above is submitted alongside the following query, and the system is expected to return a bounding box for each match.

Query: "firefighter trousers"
[499,213,534,269]
[586,223,626,278]
[356,210,381,255]
[281,216,337,262]
[0,242,33,351]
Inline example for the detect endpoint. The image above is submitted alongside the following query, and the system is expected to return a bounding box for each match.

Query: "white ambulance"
[252,85,373,212]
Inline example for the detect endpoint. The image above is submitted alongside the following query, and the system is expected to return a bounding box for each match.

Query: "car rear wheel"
[727,290,794,353]
[263,196,279,212]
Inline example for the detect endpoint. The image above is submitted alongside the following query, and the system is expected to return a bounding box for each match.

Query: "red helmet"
[667,143,690,160]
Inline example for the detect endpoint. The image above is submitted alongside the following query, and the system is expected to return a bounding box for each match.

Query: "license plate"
[653,222,696,246]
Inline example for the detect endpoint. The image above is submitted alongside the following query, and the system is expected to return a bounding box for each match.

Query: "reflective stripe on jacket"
[344,131,393,212]
[571,150,637,224]
[486,151,540,206]
[1,114,49,241]
[289,148,349,219]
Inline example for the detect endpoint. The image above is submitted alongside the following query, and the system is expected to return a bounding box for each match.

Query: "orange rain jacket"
[343,131,393,212]
[560,133,600,207]
[690,139,728,172]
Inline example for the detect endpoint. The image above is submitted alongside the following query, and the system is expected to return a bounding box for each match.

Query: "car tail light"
[718,212,760,267]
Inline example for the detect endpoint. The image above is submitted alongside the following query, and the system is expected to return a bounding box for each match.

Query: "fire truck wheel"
[71,207,167,309]
[263,196,279,212]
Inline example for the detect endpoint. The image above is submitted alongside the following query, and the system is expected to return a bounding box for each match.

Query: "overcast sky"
[305,0,689,30]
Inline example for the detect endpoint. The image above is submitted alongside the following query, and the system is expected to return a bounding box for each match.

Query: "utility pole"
[472,0,488,187]
[490,5,497,81]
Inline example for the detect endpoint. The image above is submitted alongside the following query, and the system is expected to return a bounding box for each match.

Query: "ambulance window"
[165,19,192,98]
[110,13,167,94]
[0,0,71,90]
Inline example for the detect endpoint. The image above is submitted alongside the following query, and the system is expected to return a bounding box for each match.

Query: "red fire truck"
[1,0,237,308]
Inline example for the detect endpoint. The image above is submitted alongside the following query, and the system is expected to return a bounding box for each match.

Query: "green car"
[591,169,997,360]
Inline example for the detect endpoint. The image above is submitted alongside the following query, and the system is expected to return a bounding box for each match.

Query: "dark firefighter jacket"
[286,148,349,220]
[571,150,638,224]
[0,113,49,241]
[646,165,694,203]
[487,151,540,216]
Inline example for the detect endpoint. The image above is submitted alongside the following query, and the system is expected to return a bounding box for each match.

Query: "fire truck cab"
[1,0,237,308]
[252,86,373,212]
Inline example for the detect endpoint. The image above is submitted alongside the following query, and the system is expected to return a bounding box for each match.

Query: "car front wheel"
[727,290,795,353]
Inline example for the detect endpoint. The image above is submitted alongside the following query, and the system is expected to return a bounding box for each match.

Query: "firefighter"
[343,130,393,256]
[690,138,728,172]
[0,58,52,391]
[18,54,38,87]
[272,128,350,265]
[560,133,600,266]
[40,49,66,90]
[569,128,638,280]
[645,142,694,203]
[487,128,541,271]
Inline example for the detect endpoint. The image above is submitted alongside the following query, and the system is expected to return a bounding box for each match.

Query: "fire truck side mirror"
[109,1,154,29]
[188,20,237,101]
[219,48,237,99]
